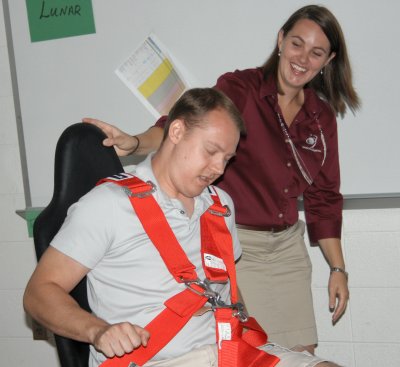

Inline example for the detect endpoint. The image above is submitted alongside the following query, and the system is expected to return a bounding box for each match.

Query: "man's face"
[168,109,240,199]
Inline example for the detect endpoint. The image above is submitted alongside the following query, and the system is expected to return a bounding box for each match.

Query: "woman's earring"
[320,68,324,75]
[278,50,281,57]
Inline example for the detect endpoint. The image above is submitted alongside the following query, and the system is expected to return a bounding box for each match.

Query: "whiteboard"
[5,0,400,208]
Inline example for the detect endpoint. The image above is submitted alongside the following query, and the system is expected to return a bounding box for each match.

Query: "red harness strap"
[97,174,279,367]
[200,193,237,301]
[215,307,281,367]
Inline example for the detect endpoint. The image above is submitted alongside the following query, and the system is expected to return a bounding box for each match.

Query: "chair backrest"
[33,123,124,367]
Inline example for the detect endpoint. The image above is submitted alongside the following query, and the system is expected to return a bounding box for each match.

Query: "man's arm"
[82,118,163,156]
[23,246,150,357]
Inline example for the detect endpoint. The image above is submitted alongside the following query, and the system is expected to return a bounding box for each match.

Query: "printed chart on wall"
[115,34,188,118]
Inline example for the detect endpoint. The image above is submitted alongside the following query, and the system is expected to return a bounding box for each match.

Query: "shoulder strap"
[201,186,238,303]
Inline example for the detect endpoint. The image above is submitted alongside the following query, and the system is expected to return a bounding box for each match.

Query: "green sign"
[26,0,96,42]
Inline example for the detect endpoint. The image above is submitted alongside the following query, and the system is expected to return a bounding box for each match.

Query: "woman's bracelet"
[330,267,348,279]
[130,135,140,155]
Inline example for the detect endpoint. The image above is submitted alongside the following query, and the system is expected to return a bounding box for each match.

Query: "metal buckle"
[230,303,249,322]
[208,205,231,217]
[211,299,248,322]
[122,180,156,198]
[183,277,248,322]
[184,278,225,306]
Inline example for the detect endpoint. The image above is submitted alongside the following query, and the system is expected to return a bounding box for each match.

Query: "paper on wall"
[115,34,188,118]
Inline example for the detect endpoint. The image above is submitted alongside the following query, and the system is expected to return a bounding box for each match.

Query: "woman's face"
[277,18,335,93]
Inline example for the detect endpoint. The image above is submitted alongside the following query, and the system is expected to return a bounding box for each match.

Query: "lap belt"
[97,174,280,367]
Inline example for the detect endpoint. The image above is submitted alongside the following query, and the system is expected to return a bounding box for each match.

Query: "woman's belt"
[236,223,292,233]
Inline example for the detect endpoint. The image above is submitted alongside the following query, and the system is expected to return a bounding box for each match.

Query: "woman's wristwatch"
[330,267,348,280]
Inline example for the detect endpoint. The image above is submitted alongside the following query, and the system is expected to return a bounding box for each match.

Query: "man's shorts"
[144,343,328,367]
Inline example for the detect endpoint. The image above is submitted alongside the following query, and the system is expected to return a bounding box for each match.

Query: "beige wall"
[1,3,399,366]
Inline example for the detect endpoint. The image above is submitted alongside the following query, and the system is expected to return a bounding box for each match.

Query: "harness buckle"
[208,205,231,217]
[123,180,156,198]
[183,278,248,322]
[231,303,249,323]
[183,278,226,307]
[212,300,248,322]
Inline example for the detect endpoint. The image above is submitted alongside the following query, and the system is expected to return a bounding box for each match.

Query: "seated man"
[24,88,340,367]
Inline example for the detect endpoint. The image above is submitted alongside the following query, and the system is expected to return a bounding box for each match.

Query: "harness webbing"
[200,193,238,302]
[97,174,279,367]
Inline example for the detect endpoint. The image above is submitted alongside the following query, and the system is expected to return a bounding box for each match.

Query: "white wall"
[1,3,399,367]
[306,210,400,366]
[6,0,400,205]
[0,3,59,366]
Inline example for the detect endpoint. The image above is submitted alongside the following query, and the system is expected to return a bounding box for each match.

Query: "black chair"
[32,123,124,367]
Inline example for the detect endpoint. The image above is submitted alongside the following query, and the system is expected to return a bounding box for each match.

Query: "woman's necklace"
[276,111,326,186]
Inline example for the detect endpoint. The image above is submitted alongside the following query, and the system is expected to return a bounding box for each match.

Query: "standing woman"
[84,4,360,353]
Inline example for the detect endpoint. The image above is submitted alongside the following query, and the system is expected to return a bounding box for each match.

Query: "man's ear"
[168,119,186,144]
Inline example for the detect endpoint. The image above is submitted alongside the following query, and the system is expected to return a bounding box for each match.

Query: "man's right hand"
[82,118,138,156]
[92,322,150,358]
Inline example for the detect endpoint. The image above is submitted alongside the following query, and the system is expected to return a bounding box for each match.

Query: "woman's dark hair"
[262,4,360,117]
[163,87,245,140]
